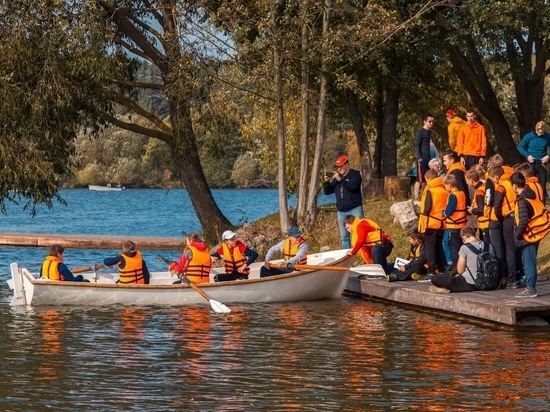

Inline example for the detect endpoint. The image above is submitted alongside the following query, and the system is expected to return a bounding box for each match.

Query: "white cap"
[222,230,237,240]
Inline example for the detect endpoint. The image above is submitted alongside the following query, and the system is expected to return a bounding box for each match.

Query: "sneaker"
[386,274,398,282]
[429,285,450,294]
[515,288,538,298]
[411,273,423,281]
[416,273,435,283]
[444,264,455,273]
[506,280,521,289]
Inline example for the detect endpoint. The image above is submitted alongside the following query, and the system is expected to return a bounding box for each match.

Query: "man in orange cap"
[323,154,364,249]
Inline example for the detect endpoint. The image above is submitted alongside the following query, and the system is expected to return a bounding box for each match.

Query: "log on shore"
[0,233,184,250]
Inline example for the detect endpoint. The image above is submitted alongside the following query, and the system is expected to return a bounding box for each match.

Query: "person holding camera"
[323,155,364,249]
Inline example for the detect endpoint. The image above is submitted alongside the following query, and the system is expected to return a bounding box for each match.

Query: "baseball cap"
[334,155,349,167]
[287,227,302,238]
[446,109,455,117]
[222,230,237,240]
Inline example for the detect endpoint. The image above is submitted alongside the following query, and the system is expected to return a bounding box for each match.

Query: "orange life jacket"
[418,177,449,233]
[473,184,490,229]
[350,218,392,248]
[185,244,212,283]
[445,190,467,230]
[283,237,307,265]
[526,176,544,203]
[499,177,517,217]
[118,252,145,284]
[222,242,250,275]
[41,256,64,281]
[515,197,550,243]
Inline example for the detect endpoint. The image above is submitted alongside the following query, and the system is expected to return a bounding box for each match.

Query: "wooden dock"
[346,273,550,328]
[0,233,184,251]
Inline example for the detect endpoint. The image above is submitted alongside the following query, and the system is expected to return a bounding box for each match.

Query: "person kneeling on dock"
[41,244,89,282]
[387,229,427,282]
[93,240,151,284]
[429,226,496,294]
[260,227,308,278]
[344,215,393,274]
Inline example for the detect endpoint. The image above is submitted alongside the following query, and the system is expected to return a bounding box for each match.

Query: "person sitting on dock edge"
[211,230,259,281]
[429,226,496,294]
[93,240,151,284]
[41,244,90,282]
[260,227,308,278]
[169,232,212,283]
[386,229,427,282]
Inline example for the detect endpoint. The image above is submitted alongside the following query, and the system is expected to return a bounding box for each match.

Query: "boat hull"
[88,185,124,191]
[8,250,355,307]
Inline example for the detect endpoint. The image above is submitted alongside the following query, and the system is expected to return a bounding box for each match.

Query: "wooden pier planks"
[346,274,550,327]
[0,233,184,250]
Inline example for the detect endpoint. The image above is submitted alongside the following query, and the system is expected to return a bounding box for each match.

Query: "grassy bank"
[241,197,550,276]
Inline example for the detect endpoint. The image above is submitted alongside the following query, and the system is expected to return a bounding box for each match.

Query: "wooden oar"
[156,254,231,314]
[294,264,352,272]
[72,266,94,274]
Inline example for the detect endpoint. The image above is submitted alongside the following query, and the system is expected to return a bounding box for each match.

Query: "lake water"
[1,189,550,410]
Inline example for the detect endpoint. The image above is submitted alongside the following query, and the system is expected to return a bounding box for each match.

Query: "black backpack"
[465,242,501,291]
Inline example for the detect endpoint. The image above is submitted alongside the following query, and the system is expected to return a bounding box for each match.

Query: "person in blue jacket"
[41,244,89,282]
[323,155,364,249]
[517,121,550,203]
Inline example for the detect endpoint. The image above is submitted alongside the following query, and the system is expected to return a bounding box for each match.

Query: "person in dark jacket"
[511,172,550,298]
[323,155,364,249]
[517,121,550,204]
[387,229,427,282]
[94,240,151,284]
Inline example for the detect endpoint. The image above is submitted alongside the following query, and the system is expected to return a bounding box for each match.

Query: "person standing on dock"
[344,215,393,274]
[517,121,550,204]
[260,227,308,278]
[511,172,550,298]
[94,240,151,284]
[168,233,212,283]
[323,155,364,249]
[41,244,89,282]
[211,230,259,281]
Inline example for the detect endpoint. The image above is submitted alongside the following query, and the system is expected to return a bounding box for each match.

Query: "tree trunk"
[296,0,310,225]
[346,89,373,198]
[305,0,332,230]
[373,83,384,179]
[381,88,399,176]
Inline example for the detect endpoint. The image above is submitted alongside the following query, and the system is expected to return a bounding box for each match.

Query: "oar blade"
[209,299,231,313]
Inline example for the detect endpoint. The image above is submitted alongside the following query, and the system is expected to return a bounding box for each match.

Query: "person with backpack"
[429,226,497,293]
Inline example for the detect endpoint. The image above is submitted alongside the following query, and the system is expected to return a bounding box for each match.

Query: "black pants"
[215,272,248,282]
[260,266,291,278]
[390,263,427,281]
[502,216,516,283]
[431,273,476,292]
[463,155,482,170]
[489,224,506,278]
[532,161,548,204]
[424,229,446,273]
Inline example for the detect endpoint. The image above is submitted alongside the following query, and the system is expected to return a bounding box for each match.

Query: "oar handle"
[293,264,351,272]
[72,266,93,274]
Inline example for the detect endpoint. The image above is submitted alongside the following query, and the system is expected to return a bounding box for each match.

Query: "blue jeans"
[442,229,460,265]
[520,242,539,290]
[337,205,364,249]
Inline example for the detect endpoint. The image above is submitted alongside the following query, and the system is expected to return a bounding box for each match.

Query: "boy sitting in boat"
[260,227,308,277]
[93,240,151,284]
[211,230,258,281]
[41,244,89,282]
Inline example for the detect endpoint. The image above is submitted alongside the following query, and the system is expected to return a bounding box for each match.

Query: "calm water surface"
[1,189,549,410]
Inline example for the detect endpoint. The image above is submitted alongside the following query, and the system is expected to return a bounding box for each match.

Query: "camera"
[324,171,335,178]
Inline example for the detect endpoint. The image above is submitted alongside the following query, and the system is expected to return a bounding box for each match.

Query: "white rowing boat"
[88,184,125,191]
[7,249,376,307]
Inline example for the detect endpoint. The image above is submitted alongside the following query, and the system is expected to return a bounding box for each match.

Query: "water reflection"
[0,298,550,410]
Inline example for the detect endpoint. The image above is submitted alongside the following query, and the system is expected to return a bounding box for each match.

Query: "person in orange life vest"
[211,230,258,282]
[442,174,467,269]
[169,232,212,283]
[260,227,308,278]
[517,121,550,204]
[494,165,518,288]
[446,109,465,152]
[417,170,448,276]
[386,228,427,282]
[515,162,545,203]
[41,244,89,282]
[344,215,393,274]
[442,150,470,206]
[456,108,487,170]
[94,240,151,284]
[465,169,490,242]
[511,172,550,298]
